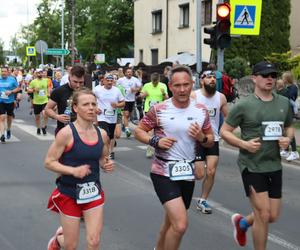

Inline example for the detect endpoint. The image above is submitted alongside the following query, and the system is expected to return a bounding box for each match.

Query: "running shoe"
[125,128,131,138]
[146,146,154,158]
[231,213,247,247]
[0,134,5,143]
[286,151,299,161]
[42,127,47,135]
[280,150,289,158]
[196,199,212,214]
[37,128,41,135]
[109,152,115,160]
[47,226,63,250]
[6,130,11,140]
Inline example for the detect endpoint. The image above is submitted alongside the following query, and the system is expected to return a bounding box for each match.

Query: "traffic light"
[203,25,217,49]
[216,3,231,49]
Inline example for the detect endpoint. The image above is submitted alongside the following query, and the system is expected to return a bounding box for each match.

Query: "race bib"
[261,121,283,141]
[38,89,46,96]
[149,100,159,108]
[0,91,9,99]
[207,108,217,117]
[168,161,195,181]
[76,182,101,204]
[104,109,115,117]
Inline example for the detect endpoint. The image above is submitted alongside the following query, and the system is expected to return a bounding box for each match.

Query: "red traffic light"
[217,3,230,20]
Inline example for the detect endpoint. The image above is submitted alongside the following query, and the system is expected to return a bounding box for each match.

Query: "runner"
[192,70,228,214]
[117,68,141,138]
[134,65,214,250]
[44,65,85,135]
[27,68,50,135]
[93,74,125,159]
[45,88,114,250]
[0,66,20,142]
[139,72,168,158]
[220,61,294,249]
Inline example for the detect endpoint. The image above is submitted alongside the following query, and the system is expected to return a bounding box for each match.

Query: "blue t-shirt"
[0,76,18,103]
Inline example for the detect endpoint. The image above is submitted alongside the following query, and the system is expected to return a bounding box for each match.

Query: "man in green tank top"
[220,61,294,250]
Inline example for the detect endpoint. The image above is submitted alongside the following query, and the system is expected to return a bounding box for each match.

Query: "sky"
[0,0,41,50]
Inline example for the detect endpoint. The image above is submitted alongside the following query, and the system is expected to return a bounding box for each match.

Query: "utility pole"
[195,0,202,89]
[61,0,65,75]
[217,0,224,72]
[71,0,75,65]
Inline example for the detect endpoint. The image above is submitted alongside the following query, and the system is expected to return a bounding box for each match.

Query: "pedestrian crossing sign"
[230,0,262,35]
[26,46,36,56]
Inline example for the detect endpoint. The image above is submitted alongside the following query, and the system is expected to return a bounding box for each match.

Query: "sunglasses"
[259,72,277,79]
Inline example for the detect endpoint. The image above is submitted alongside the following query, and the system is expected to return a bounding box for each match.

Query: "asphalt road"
[0,100,299,250]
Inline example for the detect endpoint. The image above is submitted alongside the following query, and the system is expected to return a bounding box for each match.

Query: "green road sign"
[46,48,70,56]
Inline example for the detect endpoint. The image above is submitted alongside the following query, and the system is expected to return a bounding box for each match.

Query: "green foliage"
[10,0,134,66]
[224,57,251,79]
[0,39,4,65]
[225,0,291,65]
[265,51,300,81]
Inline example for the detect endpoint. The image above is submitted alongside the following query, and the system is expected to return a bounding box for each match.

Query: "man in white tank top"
[193,70,228,214]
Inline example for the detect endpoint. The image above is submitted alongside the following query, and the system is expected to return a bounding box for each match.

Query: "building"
[134,0,218,65]
[134,0,300,65]
[290,0,300,56]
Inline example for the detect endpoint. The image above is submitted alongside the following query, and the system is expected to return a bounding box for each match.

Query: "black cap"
[252,61,277,75]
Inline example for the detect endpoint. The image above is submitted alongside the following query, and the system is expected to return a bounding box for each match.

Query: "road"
[0,100,299,250]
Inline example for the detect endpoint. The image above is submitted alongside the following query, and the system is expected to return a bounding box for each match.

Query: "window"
[139,49,143,63]
[152,10,162,33]
[202,0,212,25]
[151,49,159,65]
[179,3,189,28]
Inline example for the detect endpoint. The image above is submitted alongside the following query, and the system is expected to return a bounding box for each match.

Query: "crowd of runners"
[0,62,298,250]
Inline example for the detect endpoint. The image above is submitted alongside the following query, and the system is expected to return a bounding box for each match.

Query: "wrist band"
[149,135,161,148]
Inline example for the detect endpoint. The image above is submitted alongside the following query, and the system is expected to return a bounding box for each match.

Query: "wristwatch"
[201,136,208,143]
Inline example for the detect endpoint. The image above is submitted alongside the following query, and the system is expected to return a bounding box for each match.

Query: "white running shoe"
[280,150,289,158]
[286,151,299,161]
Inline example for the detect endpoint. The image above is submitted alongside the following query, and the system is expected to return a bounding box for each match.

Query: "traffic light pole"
[217,0,224,72]
[196,0,202,89]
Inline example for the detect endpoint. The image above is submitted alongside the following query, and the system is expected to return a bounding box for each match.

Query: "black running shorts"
[241,168,282,198]
[150,173,195,209]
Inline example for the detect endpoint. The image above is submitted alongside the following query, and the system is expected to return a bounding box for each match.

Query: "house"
[134,0,300,65]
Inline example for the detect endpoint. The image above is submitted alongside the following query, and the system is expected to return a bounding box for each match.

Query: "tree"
[225,1,291,66]
[0,39,4,65]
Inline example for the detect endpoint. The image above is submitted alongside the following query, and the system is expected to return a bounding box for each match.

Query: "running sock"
[239,217,250,231]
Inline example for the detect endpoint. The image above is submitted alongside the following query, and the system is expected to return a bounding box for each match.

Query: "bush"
[224,57,251,79]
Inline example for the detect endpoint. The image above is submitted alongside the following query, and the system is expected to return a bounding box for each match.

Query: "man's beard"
[204,83,216,95]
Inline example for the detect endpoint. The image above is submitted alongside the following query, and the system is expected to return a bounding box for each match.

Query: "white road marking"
[114,158,300,250]
[192,198,300,250]
[5,135,20,142]
[114,147,132,152]
[136,145,148,150]
[13,123,54,141]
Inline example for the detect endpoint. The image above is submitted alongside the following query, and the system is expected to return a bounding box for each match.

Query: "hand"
[57,114,71,123]
[157,137,177,150]
[72,164,91,178]
[96,108,102,115]
[243,137,261,153]
[5,91,12,96]
[34,88,40,93]
[160,88,165,95]
[278,136,291,150]
[188,122,204,141]
[101,157,114,173]
[111,102,117,109]
[130,87,136,93]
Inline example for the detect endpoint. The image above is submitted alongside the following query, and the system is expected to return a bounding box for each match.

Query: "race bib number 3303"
[168,161,195,181]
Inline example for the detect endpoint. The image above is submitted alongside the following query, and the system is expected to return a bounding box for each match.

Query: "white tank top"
[195,90,221,141]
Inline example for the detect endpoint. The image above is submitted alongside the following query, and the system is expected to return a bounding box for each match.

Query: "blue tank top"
[57,122,104,199]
